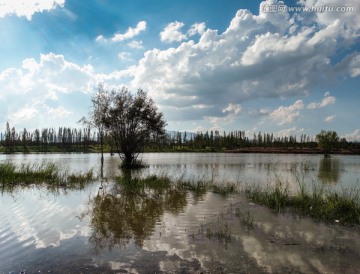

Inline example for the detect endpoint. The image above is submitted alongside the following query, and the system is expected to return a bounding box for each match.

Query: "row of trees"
[0,122,96,154]
[0,122,356,154]
[1,87,358,166]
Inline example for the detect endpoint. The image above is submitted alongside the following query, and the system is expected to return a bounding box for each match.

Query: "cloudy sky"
[0,0,359,140]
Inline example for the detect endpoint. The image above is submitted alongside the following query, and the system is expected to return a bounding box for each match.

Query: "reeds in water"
[0,161,94,187]
[246,178,360,225]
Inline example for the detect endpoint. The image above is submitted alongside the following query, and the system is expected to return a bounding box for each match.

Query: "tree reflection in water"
[317,157,341,184]
[89,174,188,253]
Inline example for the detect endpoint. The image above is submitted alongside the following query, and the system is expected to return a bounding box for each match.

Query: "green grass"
[67,170,95,185]
[115,173,238,197]
[0,161,95,188]
[116,174,172,188]
[212,183,237,196]
[246,178,360,225]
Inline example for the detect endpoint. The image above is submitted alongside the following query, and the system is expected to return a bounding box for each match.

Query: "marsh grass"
[212,183,237,196]
[67,170,95,185]
[115,172,238,197]
[205,223,232,246]
[0,162,95,188]
[178,179,209,195]
[235,208,253,230]
[246,177,360,225]
[116,174,172,189]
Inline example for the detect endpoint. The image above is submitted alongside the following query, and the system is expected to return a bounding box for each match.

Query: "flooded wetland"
[1,153,360,273]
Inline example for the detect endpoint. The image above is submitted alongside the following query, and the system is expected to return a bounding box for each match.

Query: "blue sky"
[0,0,359,140]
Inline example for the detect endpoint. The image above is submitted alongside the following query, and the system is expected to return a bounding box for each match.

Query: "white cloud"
[160,21,187,43]
[324,115,336,122]
[223,103,242,115]
[132,1,359,127]
[2,0,359,134]
[0,53,106,130]
[127,40,143,49]
[95,35,107,42]
[203,103,242,130]
[307,92,336,109]
[273,127,305,138]
[0,0,65,20]
[112,21,147,42]
[240,30,311,66]
[10,106,39,124]
[270,100,304,125]
[118,52,131,60]
[342,129,360,142]
[349,55,360,77]
[298,0,360,36]
[46,105,72,118]
[188,22,206,37]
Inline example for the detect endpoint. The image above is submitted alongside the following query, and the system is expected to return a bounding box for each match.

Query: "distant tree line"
[0,122,97,153]
[1,122,359,154]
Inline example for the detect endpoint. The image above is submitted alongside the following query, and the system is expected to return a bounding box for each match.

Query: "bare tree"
[92,87,166,169]
[80,84,110,174]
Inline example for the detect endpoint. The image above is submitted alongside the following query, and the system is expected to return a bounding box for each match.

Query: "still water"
[1,153,360,273]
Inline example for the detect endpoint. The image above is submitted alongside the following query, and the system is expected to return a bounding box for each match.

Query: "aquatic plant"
[205,224,232,243]
[235,208,253,230]
[0,161,95,187]
[116,174,172,189]
[246,177,360,225]
[211,183,237,196]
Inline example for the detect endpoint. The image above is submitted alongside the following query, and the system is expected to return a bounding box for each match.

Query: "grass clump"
[116,173,237,197]
[67,169,94,185]
[247,178,290,213]
[235,208,253,230]
[205,224,232,243]
[0,161,95,188]
[211,183,237,196]
[0,162,61,184]
[246,179,360,225]
[178,179,209,195]
[291,188,360,224]
[116,174,172,189]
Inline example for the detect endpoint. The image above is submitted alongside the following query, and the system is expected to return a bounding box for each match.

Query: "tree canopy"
[316,130,339,158]
[92,86,166,168]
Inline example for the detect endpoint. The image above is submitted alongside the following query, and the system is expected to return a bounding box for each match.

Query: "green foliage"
[92,87,167,169]
[316,130,339,157]
[116,174,172,189]
[247,178,360,225]
[247,179,290,213]
[3,121,360,155]
[0,162,95,188]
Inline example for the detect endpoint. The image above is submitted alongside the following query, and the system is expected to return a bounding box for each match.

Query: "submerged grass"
[205,223,232,243]
[0,161,95,187]
[115,173,238,196]
[116,174,172,189]
[246,178,360,225]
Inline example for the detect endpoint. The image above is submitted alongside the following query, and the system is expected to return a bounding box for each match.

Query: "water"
[1,153,360,273]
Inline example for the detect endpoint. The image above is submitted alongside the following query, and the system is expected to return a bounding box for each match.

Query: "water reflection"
[2,153,360,272]
[89,179,188,253]
[318,158,341,184]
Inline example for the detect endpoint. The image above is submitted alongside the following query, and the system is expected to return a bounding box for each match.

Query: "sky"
[0,0,359,140]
